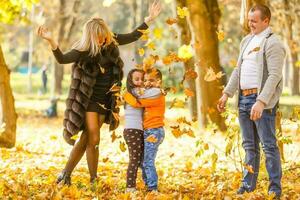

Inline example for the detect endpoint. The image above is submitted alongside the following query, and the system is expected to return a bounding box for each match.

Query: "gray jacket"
[223,28,286,109]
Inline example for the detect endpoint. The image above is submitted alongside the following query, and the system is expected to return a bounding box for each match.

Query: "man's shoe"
[236,186,247,194]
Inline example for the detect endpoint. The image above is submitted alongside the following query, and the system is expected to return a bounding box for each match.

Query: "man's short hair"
[250,4,271,21]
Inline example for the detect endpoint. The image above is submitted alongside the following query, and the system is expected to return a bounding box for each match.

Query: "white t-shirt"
[240,27,271,90]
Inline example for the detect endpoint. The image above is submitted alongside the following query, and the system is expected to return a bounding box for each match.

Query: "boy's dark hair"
[145,68,162,80]
[250,4,271,21]
[126,68,144,98]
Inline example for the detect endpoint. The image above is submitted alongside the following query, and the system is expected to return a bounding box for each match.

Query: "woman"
[37,1,161,185]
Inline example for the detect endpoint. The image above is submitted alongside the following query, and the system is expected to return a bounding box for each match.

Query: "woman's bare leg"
[85,112,105,181]
[63,131,88,174]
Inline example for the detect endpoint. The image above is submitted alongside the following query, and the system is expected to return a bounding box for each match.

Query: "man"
[217,4,285,198]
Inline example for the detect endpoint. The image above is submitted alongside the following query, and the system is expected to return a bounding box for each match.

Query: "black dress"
[52,22,148,115]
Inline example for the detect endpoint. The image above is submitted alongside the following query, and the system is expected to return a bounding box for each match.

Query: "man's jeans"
[141,127,165,190]
[238,93,282,195]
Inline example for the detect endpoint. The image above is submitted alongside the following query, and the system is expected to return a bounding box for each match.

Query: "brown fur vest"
[63,44,123,145]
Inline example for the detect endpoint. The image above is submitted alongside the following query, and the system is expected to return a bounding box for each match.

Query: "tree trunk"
[283,0,299,95]
[186,0,226,130]
[54,0,67,94]
[241,0,268,34]
[0,45,17,148]
[176,0,197,120]
[132,0,140,63]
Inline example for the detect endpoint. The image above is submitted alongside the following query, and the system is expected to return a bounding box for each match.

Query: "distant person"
[41,64,48,93]
[44,98,57,118]
[37,1,161,185]
[217,4,285,199]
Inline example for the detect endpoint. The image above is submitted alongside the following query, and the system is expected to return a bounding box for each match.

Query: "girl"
[37,2,161,185]
[123,69,145,193]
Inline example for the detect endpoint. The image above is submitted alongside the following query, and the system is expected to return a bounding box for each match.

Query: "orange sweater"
[123,92,165,129]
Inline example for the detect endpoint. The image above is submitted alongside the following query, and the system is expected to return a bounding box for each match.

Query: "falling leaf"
[229,59,237,68]
[70,134,79,141]
[102,157,109,163]
[145,40,156,50]
[97,103,108,110]
[138,29,150,41]
[176,117,191,126]
[169,98,185,109]
[178,44,193,60]
[153,28,163,39]
[169,153,175,158]
[185,161,193,172]
[119,141,126,152]
[100,66,105,74]
[204,67,224,82]
[295,60,300,68]
[184,88,195,97]
[185,128,195,138]
[244,164,254,174]
[111,131,121,143]
[216,30,225,42]
[170,125,183,138]
[177,6,189,18]
[138,48,145,56]
[107,83,121,94]
[146,135,158,143]
[166,17,177,25]
[248,46,260,55]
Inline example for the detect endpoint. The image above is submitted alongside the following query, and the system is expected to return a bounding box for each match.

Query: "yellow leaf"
[295,60,300,68]
[216,30,225,42]
[100,66,105,74]
[177,6,189,19]
[169,98,185,109]
[107,83,121,94]
[146,135,158,143]
[244,164,254,174]
[111,131,121,143]
[138,48,145,56]
[185,161,193,172]
[70,134,79,141]
[185,128,195,138]
[204,67,225,82]
[178,44,193,60]
[248,46,260,55]
[138,29,150,41]
[119,141,126,152]
[166,17,177,25]
[176,117,191,125]
[184,88,195,97]
[145,40,156,50]
[153,28,163,39]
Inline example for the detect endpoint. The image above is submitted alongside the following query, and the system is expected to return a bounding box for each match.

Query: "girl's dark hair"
[126,68,144,98]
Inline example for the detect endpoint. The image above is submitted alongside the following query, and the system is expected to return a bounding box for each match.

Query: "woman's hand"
[37,26,52,41]
[144,0,162,24]
[37,26,58,50]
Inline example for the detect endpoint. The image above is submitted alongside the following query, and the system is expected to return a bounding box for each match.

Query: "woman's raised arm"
[114,0,162,45]
[37,26,79,64]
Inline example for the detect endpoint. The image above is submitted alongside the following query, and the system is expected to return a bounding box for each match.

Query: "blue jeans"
[238,94,282,195]
[141,127,165,190]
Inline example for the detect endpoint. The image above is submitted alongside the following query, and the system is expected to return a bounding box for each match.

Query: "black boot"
[57,170,71,186]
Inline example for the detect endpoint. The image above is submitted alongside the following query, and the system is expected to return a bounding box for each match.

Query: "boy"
[123,68,165,192]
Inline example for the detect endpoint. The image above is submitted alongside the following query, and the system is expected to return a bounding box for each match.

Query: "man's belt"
[241,88,258,96]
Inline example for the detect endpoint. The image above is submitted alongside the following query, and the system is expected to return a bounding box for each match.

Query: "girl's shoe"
[126,188,137,193]
[56,170,71,186]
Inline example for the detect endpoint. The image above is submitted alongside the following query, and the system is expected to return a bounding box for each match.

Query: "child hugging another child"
[123,67,165,193]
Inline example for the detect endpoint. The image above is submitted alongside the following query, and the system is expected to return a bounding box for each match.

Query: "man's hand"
[250,100,265,121]
[217,93,228,112]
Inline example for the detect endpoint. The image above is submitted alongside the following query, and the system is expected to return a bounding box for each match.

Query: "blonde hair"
[72,17,117,56]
